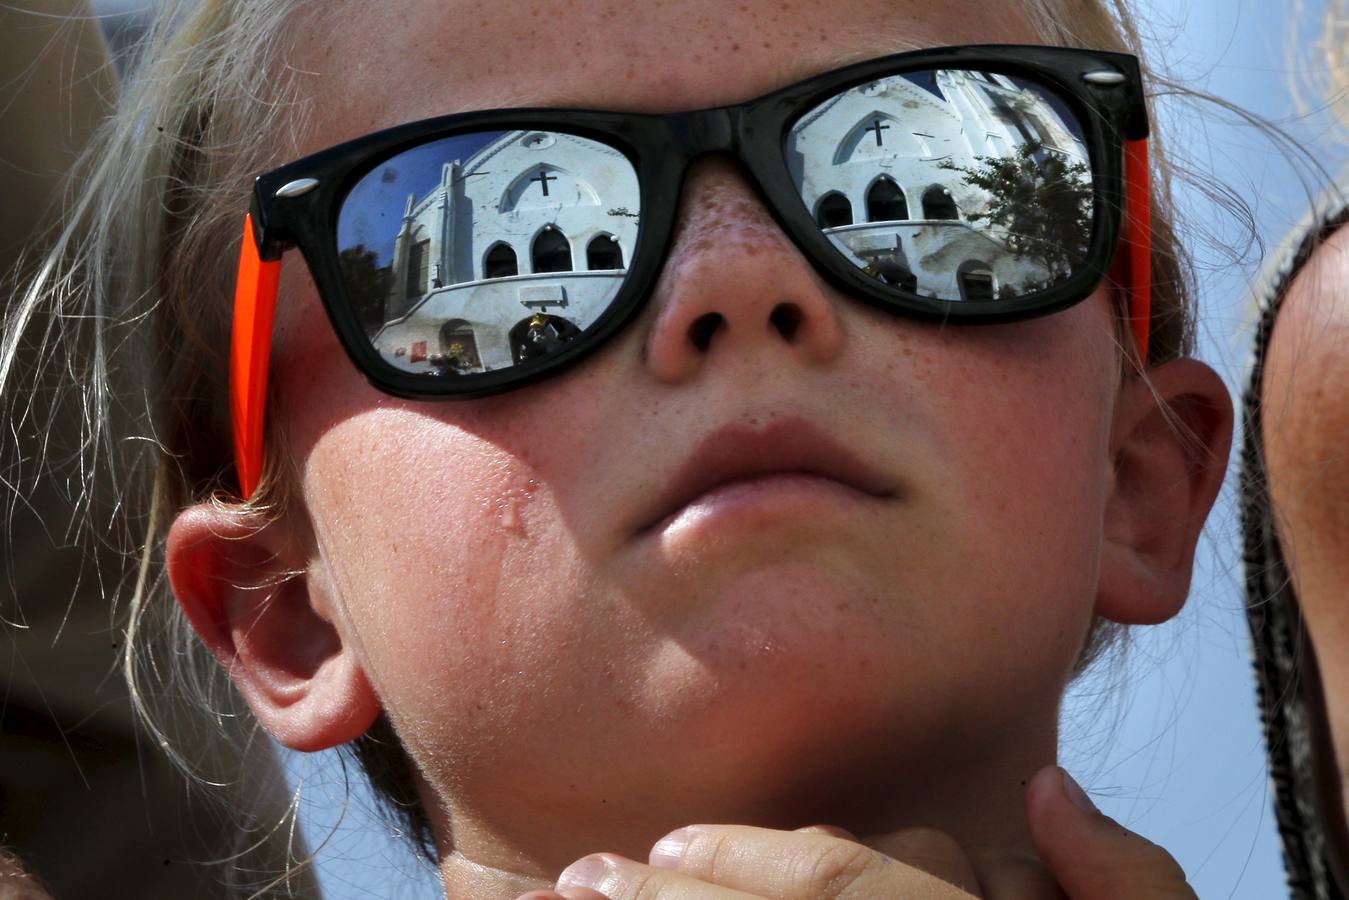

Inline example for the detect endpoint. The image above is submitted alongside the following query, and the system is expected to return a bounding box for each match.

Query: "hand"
[520,823,990,899]
[1026,765,1197,899]
[0,849,54,900]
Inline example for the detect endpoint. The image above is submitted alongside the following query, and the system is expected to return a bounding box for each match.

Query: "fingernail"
[1060,767,1098,813]
[649,827,692,869]
[556,854,613,891]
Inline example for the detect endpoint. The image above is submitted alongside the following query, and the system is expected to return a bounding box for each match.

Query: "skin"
[1262,226,1349,836]
[0,851,53,900]
[165,0,1232,896]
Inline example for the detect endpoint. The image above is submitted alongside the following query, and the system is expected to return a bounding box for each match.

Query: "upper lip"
[636,417,896,534]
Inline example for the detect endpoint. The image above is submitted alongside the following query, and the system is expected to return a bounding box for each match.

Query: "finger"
[963,848,1066,900]
[0,850,53,900]
[1026,766,1196,899]
[515,891,609,900]
[650,824,980,898]
[794,824,858,840]
[858,827,982,893]
[556,853,763,899]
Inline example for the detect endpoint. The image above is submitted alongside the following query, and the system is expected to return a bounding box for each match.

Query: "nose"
[642,157,845,382]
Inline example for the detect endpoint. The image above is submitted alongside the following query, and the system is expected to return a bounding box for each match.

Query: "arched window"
[586,234,623,270]
[816,192,853,229]
[484,243,518,279]
[510,313,583,364]
[532,228,573,273]
[866,179,908,223]
[957,261,996,302]
[435,319,483,373]
[922,185,959,220]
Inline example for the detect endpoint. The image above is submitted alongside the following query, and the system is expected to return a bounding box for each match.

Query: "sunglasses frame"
[232,43,1152,497]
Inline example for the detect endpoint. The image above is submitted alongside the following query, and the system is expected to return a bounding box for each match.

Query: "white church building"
[366,68,1088,375]
[370,129,640,374]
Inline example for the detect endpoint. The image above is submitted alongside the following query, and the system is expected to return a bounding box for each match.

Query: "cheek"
[280,357,653,771]
[265,269,637,754]
[303,411,533,655]
[864,296,1118,651]
[292,405,602,749]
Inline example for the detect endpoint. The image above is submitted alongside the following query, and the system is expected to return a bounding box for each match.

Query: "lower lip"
[651,474,881,541]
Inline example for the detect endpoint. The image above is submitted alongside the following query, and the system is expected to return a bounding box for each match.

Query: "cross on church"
[868,119,890,147]
[532,170,556,196]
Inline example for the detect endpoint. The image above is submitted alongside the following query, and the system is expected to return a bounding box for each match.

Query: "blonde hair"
[1,0,1201,889]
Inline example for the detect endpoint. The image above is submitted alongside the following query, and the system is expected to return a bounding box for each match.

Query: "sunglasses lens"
[336,130,640,377]
[785,68,1093,303]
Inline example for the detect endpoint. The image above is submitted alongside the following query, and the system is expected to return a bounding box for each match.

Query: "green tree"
[939,140,1092,294]
[338,244,394,333]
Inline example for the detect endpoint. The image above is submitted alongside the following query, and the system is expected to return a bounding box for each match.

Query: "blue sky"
[338,131,502,267]
[275,1,1339,897]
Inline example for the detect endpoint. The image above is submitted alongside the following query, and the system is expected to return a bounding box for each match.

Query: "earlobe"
[165,504,381,751]
[1095,358,1234,625]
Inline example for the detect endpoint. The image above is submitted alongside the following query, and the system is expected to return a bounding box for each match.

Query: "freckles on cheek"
[913,312,1117,564]
[297,411,564,680]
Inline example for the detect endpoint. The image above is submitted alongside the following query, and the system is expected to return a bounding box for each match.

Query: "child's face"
[273,0,1118,860]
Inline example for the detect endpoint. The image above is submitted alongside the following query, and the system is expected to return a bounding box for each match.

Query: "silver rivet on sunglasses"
[1082,70,1126,86]
[275,177,321,199]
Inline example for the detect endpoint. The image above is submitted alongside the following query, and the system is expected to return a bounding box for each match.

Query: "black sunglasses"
[231,43,1153,497]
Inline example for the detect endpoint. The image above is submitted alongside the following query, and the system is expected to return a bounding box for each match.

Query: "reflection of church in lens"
[370,130,639,374]
[787,69,1091,302]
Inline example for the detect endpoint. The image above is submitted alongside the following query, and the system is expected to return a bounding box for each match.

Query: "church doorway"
[435,319,483,373]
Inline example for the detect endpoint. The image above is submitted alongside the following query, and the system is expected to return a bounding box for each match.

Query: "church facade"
[364,68,1089,375]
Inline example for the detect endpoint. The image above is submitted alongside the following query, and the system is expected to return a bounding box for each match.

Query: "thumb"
[1026,765,1196,899]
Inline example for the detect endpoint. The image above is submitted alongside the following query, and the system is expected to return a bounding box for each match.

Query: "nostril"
[769,303,803,342]
[688,312,724,351]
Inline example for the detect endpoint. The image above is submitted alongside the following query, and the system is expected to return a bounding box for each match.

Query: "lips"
[636,417,896,535]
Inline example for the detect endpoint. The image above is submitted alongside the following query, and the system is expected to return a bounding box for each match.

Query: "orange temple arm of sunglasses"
[230,213,281,500]
[1118,136,1151,365]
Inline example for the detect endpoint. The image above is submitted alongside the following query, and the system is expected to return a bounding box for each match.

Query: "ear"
[1095,358,1233,625]
[165,504,381,751]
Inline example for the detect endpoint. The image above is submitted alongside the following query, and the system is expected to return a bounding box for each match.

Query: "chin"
[601,633,932,820]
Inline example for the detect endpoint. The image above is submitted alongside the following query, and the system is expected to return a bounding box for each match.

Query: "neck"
[430,726,1058,899]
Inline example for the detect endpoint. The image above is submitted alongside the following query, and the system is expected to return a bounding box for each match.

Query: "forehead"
[293,0,1042,152]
